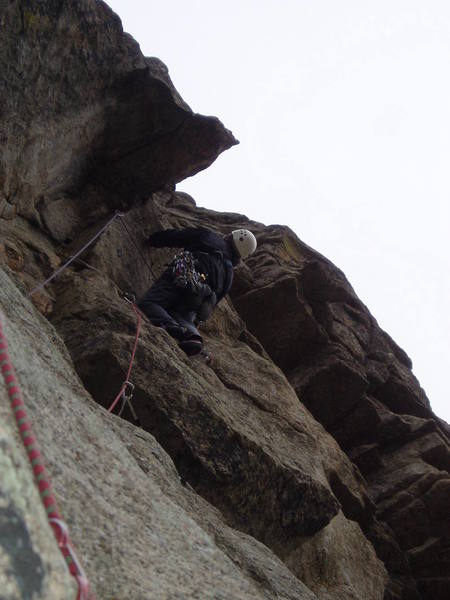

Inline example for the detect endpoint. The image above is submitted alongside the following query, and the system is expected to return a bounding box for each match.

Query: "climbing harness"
[0,314,91,600]
[107,296,142,422]
[171,250,207,291]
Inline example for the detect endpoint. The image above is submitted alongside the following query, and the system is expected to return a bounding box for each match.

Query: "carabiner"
[122,380,135,401]
[123,291,136,304]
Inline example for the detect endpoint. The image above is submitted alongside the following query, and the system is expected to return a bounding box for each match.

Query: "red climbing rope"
[26,209,147,420]
[0,314,91,600]
[108,300,142,415]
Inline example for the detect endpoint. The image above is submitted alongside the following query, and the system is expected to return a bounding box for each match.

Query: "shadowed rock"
[0,0,237,218]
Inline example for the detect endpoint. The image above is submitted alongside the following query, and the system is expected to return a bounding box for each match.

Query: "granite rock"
[0,0,237,220]
[1,266,320,600]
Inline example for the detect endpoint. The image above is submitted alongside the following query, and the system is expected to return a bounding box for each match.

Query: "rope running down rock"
[0,313,91,600]
[108,298,142,416]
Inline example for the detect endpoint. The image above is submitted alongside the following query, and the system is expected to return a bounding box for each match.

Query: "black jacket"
[148,227,238,301]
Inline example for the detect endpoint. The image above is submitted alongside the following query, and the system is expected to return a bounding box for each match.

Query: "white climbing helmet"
[231,229,257,259]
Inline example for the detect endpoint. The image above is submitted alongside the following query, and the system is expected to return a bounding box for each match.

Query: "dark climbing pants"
[138,274,201,340]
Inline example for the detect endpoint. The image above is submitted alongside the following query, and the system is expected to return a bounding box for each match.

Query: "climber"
[138,227,257,356]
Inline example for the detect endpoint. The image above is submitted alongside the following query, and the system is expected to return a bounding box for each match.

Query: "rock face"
[0,378,76,600]
[0,0,237,219]
[1,266,323,600]
[229,221,450,600]
[0,2,449,600]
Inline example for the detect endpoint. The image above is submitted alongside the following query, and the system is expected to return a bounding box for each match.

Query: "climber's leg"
[170,309,203,356]
[138,277,187,339]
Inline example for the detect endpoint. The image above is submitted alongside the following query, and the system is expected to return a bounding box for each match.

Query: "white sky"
[105,0,450,423]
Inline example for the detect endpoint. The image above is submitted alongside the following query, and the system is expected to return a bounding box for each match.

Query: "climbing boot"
[178,338,203,356]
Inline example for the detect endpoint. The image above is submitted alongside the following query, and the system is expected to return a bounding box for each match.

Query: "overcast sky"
[106,0,449,423]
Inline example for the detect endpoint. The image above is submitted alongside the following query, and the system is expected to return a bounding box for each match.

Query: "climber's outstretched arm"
[147,227,209,248]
